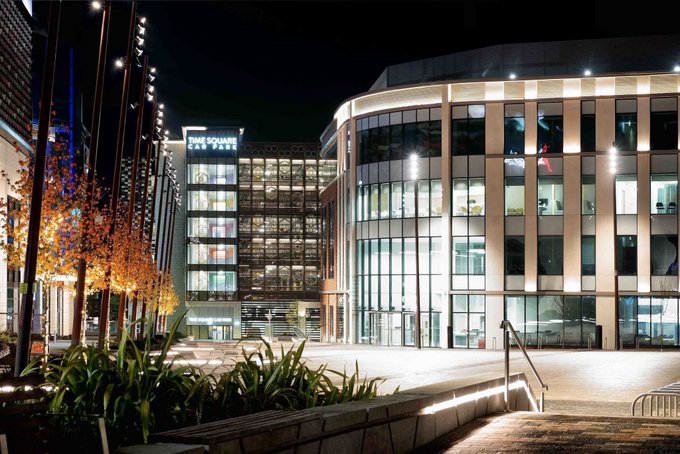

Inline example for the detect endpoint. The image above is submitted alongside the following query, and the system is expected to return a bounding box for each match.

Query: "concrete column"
[563,155,581,291]
[637,153,651,291]
[440,86,452,348]
[485,102,506,348]
[524,156,537,291]
[563,100,581,153]
[596,155,616,348]
[638,97,650,151]
[524,102,537,155]
[485,103,504,155]
[596,98,615,152]
[348,117,358,344]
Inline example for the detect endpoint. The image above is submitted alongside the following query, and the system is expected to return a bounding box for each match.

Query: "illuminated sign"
[187,317,233,325]
[187,135,237,151]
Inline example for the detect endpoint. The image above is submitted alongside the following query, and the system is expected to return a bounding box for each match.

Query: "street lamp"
[410,154,422,349]
[610,143,620,350]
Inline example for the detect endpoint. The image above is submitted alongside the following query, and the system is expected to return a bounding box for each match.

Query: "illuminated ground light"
[419,379,539,415]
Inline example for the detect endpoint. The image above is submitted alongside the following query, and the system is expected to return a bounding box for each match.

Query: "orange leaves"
[0,145,110,288]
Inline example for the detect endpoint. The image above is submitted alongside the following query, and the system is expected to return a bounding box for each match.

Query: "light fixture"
[583,69,592,76]
[150,67,156,74]
[134,47,143,57]
[114,58,124,69]
[157,110,163,117]
[156,118,163,125]
[139,16,146,24]
[91,1,102,9]
[509,73,517,80]
[129,102,139,110]
[164,129,169,135]
[147,85,155,93]
[146,94,153,101]
[137,26,145,36]
[674,65,680,73]
[158,103,164,110]
[136,36,144,46]
[147,74,155,82]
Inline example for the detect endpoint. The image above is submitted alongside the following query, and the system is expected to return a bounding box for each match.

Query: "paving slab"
[417,412,680,453]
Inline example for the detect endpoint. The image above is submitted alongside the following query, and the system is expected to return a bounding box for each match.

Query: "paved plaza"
[298,343,680,415]
[417,412,680,453]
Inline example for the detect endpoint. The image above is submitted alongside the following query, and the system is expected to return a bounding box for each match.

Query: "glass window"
[617,235,637,275]
[651,235,678,276]
[429,120,442,157]
[537,177,564,215]
[430,180,442,216]
[452,179,469,216]
[369,184,379,220]
[504,104,525,155]
[188,217,237,238]
[380,183,390,219]
[453,238,468,274]
[616,175,637,214]
[452,295,485,349]
[453,178,485,216]
[505,177,525,216]
[581,101,596,152]
[582,175,596,214]
[452,104,485,155]
[391,182,403,218]
[505,236,525,275]
[650,98,678,151]
[615,99,637,151]
[582,236,595,275]
[537,102,563,153]
[187,244,236,265]
[390,124,403,161]
[538,236,563,275]
[403,181,415,218]
[651,174,677,214]
[417,181,429,217]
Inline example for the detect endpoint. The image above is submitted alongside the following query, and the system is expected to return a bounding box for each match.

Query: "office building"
[319,35,680,349]
[167,127,335,340]
[0,0,32,332]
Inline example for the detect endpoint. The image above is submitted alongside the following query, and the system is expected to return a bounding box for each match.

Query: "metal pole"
[116,55,148,340]
[99,2,137,349]
[72,1,111,347]
[504,323,510,411]
[414,179,421,349]
[14,1,61,376]
[137,102,156,338]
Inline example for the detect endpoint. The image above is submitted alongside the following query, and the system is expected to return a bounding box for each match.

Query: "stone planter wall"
[120,373,534,454]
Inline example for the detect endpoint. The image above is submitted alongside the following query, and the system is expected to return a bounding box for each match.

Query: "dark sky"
[37,1,680,144]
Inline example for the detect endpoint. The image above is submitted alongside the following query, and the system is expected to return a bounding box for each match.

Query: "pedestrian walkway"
[418,412,680,453]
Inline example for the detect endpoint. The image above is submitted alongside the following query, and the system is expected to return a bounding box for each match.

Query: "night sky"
[36,0,679,146]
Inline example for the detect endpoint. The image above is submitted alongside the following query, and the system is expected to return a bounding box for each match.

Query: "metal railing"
[632,382,680,417]
[501,320,548,412]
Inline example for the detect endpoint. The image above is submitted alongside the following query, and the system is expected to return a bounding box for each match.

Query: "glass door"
[403,313,415,346]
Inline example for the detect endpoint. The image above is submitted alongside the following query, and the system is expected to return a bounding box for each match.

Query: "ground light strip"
[420,379,539,415]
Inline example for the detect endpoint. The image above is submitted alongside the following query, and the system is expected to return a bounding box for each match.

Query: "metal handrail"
[501,320,549,412]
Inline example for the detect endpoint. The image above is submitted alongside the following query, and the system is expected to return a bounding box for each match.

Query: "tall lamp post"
[610,143,620,350]
[410,154,422,349]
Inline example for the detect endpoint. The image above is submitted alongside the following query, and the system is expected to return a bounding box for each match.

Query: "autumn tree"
[0,142,109,288]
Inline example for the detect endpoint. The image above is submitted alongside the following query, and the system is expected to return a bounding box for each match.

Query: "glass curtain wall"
[505,295,595,347]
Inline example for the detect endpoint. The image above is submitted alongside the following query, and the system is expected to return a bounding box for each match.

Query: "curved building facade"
[320,36,680,349]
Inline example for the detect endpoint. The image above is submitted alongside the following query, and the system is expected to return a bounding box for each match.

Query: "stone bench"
[150,409,321,453]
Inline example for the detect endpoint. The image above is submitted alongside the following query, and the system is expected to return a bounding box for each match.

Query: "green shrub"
[22,314,386,449]
[23,311,211,447]
[203,339,383,421]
